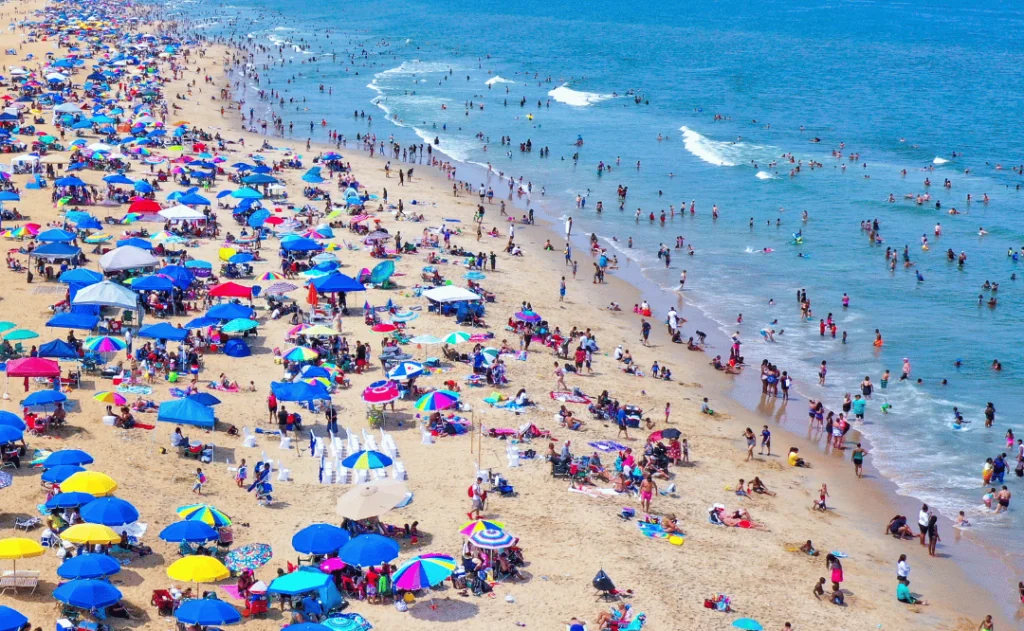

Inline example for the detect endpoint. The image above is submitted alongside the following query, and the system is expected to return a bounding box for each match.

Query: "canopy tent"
[72,280,140,311]
[138,322,189,342]
[422,285,482,303]
[208,282,252,299]
[29,242,81,259]
[59,268,104,285]
[310,273,365,293]
[6,357,60,377]
[99,245,158,272]
[206,303,255,320]
[46,313,99,330]
[158,398,215,429]
[38,339,79,359]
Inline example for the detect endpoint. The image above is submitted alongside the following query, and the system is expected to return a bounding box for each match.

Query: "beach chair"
[0,570,39,595]
[391,460,407,481]
[14,516,40,531]
[241,426,257,448]
[276,460,291,482]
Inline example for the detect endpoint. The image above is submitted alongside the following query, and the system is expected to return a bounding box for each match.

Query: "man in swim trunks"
[639,474,657,513]
[996,486,1012,513]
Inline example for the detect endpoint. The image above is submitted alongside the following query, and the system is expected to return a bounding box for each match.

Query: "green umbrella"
[4,329,38,341]
[444,331,471,345]
[40,136,56,145]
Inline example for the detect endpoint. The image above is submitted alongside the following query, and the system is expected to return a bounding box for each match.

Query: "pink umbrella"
[362,380,400,405]
[370,323,397,333]
[319,557,346,572]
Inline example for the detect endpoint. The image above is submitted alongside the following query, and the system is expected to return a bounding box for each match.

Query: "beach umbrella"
[387,361,424,381]
[93,391,127,406]
[83,335,126,353]
[57,553,122,580]
[53,579,122,609]
[43,449,94,468]
[221,318,258,333]
[513,310,542,323]
[80,497,139,527]
[648,428,682,441]
[41,465,85,484]
[283,346,319,362]
[414,390,460,412]
[391,554,457,591]
[362,380,400,405]
[370,323,397,333]
[409,334,442,345]
[480,347,500,366]
[45,492,95,510]
[61,471,117,496]
[287,323,312,338]
[341,450,393,470]
[338,534,400,567]
[291,523,350,555]
[159,520,218,543]
[302,325,339,337]
[22,390,67,407]
[174,599,241,626]
[61,523,121,545]
[0,425,22,444]
[224,543,273,573]
[392,311,418,323]
[167,556,230,583]
[3,329,38,341]
[0,538,44,577]
[257,271,284,281]
[177,503,232,528]
[733,619,764,631]
[335,480,409,521]
[0,606,27,631]
[264,282,298,295]
[444,331,471,345]
[0,322,14,334]
[0,411,23,430]
[459,519,506,536]
[468,528,517,549]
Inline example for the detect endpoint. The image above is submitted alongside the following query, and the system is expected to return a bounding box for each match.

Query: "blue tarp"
[137,322,189,341]
[46,312,99,330]
[38,339,79,359]
[157,398,215,428]
[270,381,331,402]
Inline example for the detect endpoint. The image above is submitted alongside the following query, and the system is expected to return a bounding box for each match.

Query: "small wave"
[485,75,514,86]
[679,125,774,167]
[375,61,455,81]
[548,84,615,107]
[933,156,949,165]
[755,171,776,180]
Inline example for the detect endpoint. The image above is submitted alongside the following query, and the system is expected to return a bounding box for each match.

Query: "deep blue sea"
[172,0,1024,573]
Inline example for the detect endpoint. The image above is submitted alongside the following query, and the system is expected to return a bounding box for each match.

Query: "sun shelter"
[99,246,158,272]
[158,398,216,429]
[72,281,142,323]
[422,285,481,304]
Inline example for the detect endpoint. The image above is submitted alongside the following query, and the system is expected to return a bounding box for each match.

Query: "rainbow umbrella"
[257,271,284,281]
[283,347,318,362]
[93,391,127,406]
[443,331,471,345]
[84,233,112,243]
[286,323,312,338]
[341,450,393,470]
[177,503,232,528]
[468,528,517,549]
[391,554,457,591]
[459,519,506,536]
[414,390,460,412]
[83,336,126,352]
[362,380,399,405]
[303,377,333,389]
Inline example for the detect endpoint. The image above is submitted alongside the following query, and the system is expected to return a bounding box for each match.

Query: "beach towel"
[322,613,373,631]
[589,441,628,453]
[116,384,152,395]
[550,391,592,404]
[168,388,192,398]
[516,351,528,361]
[568,485,620,499]
[133,423,156,431]
[220,586,245,601]
[637,521,685,545]
[207,383,241,392]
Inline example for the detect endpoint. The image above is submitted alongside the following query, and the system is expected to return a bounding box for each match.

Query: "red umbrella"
[128,199,160,213]
[209,282,252,299]
[362,380,400,404]
[307,284,319,307]
[263,216,284,226]
[371,323,397,333]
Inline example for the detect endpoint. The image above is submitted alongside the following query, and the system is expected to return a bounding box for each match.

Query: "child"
[235,458,248,488]
[192,467,206,495]
[681,439,690,465]
[664,402,671,425]
[701,398,714,415]
[814,484,829,511]
[760,425,771,455]
[955,510,970,527]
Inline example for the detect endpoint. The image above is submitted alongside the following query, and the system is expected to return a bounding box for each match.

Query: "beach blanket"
[637,521,685,545]
[323,613,373,631]
[207,383,241,392]
[568,485,620,499]
[220,586,244,601]
[168,387,192,398]
[589,441,628,453]
[116,384,152,395]
[550,391,592,404]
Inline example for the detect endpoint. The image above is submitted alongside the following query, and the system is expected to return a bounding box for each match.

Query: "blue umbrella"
[184,317,220,329]
[732,619,763,631]
[228,252,254,264]
[0,606,28,631]
[230,188,263,200]
[0,411,25,430]
[291,523,350,555]
[133,180,154,193]
[174,599,241,626]
[57,553,122,579]
[43,449,94,468]
[159,520,218,543]
[41,465,85,484]
[116,237,153,250]
[80,497,139,526]
[206,303,255,321]
[45,492,95,509]
[337,534,400,567]
[53,579,123,609]
[21,390,67,407]
[187,392,221,406]
[177,192,211,206]
[0,425,22,443]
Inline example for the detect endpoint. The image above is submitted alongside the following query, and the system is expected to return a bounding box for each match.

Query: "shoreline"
[193,26,1011,628]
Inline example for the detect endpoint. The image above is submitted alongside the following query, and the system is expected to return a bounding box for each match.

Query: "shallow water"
[174,0,1024,598]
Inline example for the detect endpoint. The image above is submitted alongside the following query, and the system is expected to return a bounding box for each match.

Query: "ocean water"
[173,0,1024,580]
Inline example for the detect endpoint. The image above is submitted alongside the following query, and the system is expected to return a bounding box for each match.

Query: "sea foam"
[548,84,614,107]
[485,75,513,86]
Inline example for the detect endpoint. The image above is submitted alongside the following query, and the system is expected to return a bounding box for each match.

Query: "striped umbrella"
[177,503,233,528]
[283,346,319,362]
[444,331,471,345]
[468,528,517,549]
[391,554,457,591]
[264,282,298,295]
[286,323,312,338]
[257,271,284,281]
[480,347,500,366]
[93,391,127,406]
[341,450,393,470]
[362,380,399,405]
[459,519,506,536]
[84,336,126,353]
[410,335,442,345]
[513,310,542,323]
[224,543,273,572]
[392,311,418,323]
[386,361,423,382]
[414,390,460,412]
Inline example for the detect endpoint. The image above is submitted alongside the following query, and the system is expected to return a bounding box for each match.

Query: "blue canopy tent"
[157,398,215,429]
[138,322,189,342]
[223,339,251,358]
[29,242,81,259]
[58,268,104,285]
[131,275,175,292]
[36,228,76,242]
[46,312,99,330]
[311,273,365,293]
[241,173,279,185]
[206,303,255,321]
[157,265,194,289]
[267,568,342,610]
[116,237,152,250]
[38,339,79,359]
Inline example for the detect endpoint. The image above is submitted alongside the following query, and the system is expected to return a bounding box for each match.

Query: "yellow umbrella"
[0,537,44,574]
[61,471,118,497]
[218,247,237,262]
[302,325,339,337]
[167,556,230,583]
[61,523,121,545]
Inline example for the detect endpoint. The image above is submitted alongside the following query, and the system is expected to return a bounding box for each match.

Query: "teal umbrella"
[221,318,258,333]
[4,329,38,341]
[733,619,763,631]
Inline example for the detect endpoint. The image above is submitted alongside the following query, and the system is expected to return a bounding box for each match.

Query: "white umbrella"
[158,205,206,220]
[336,480,409,520]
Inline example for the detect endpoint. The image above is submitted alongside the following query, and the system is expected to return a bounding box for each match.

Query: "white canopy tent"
[158,205,206,221]
[99,245,158,272]
[72,280,141,312]
[422,285,481,303]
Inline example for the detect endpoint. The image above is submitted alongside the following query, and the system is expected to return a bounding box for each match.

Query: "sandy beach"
[0,2,1004,631]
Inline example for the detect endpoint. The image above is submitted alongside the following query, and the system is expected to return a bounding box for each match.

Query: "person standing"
[917,504,931,547]
[640,319,651,346]
[760,425,772,456]
[639,474,657,513]
[926,515,941,556]
[468,476,485,520]
[852,443,867,478]
[192,467,206,495]
[559,276,566,302]
[554,362,568,391]
[267,389,278,423]
[743,428,756,461]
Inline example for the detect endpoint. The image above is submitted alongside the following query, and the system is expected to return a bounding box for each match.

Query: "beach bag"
[467,485,475,498]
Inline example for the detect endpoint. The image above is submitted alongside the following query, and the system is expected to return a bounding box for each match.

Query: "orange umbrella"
[307,284,319,307]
